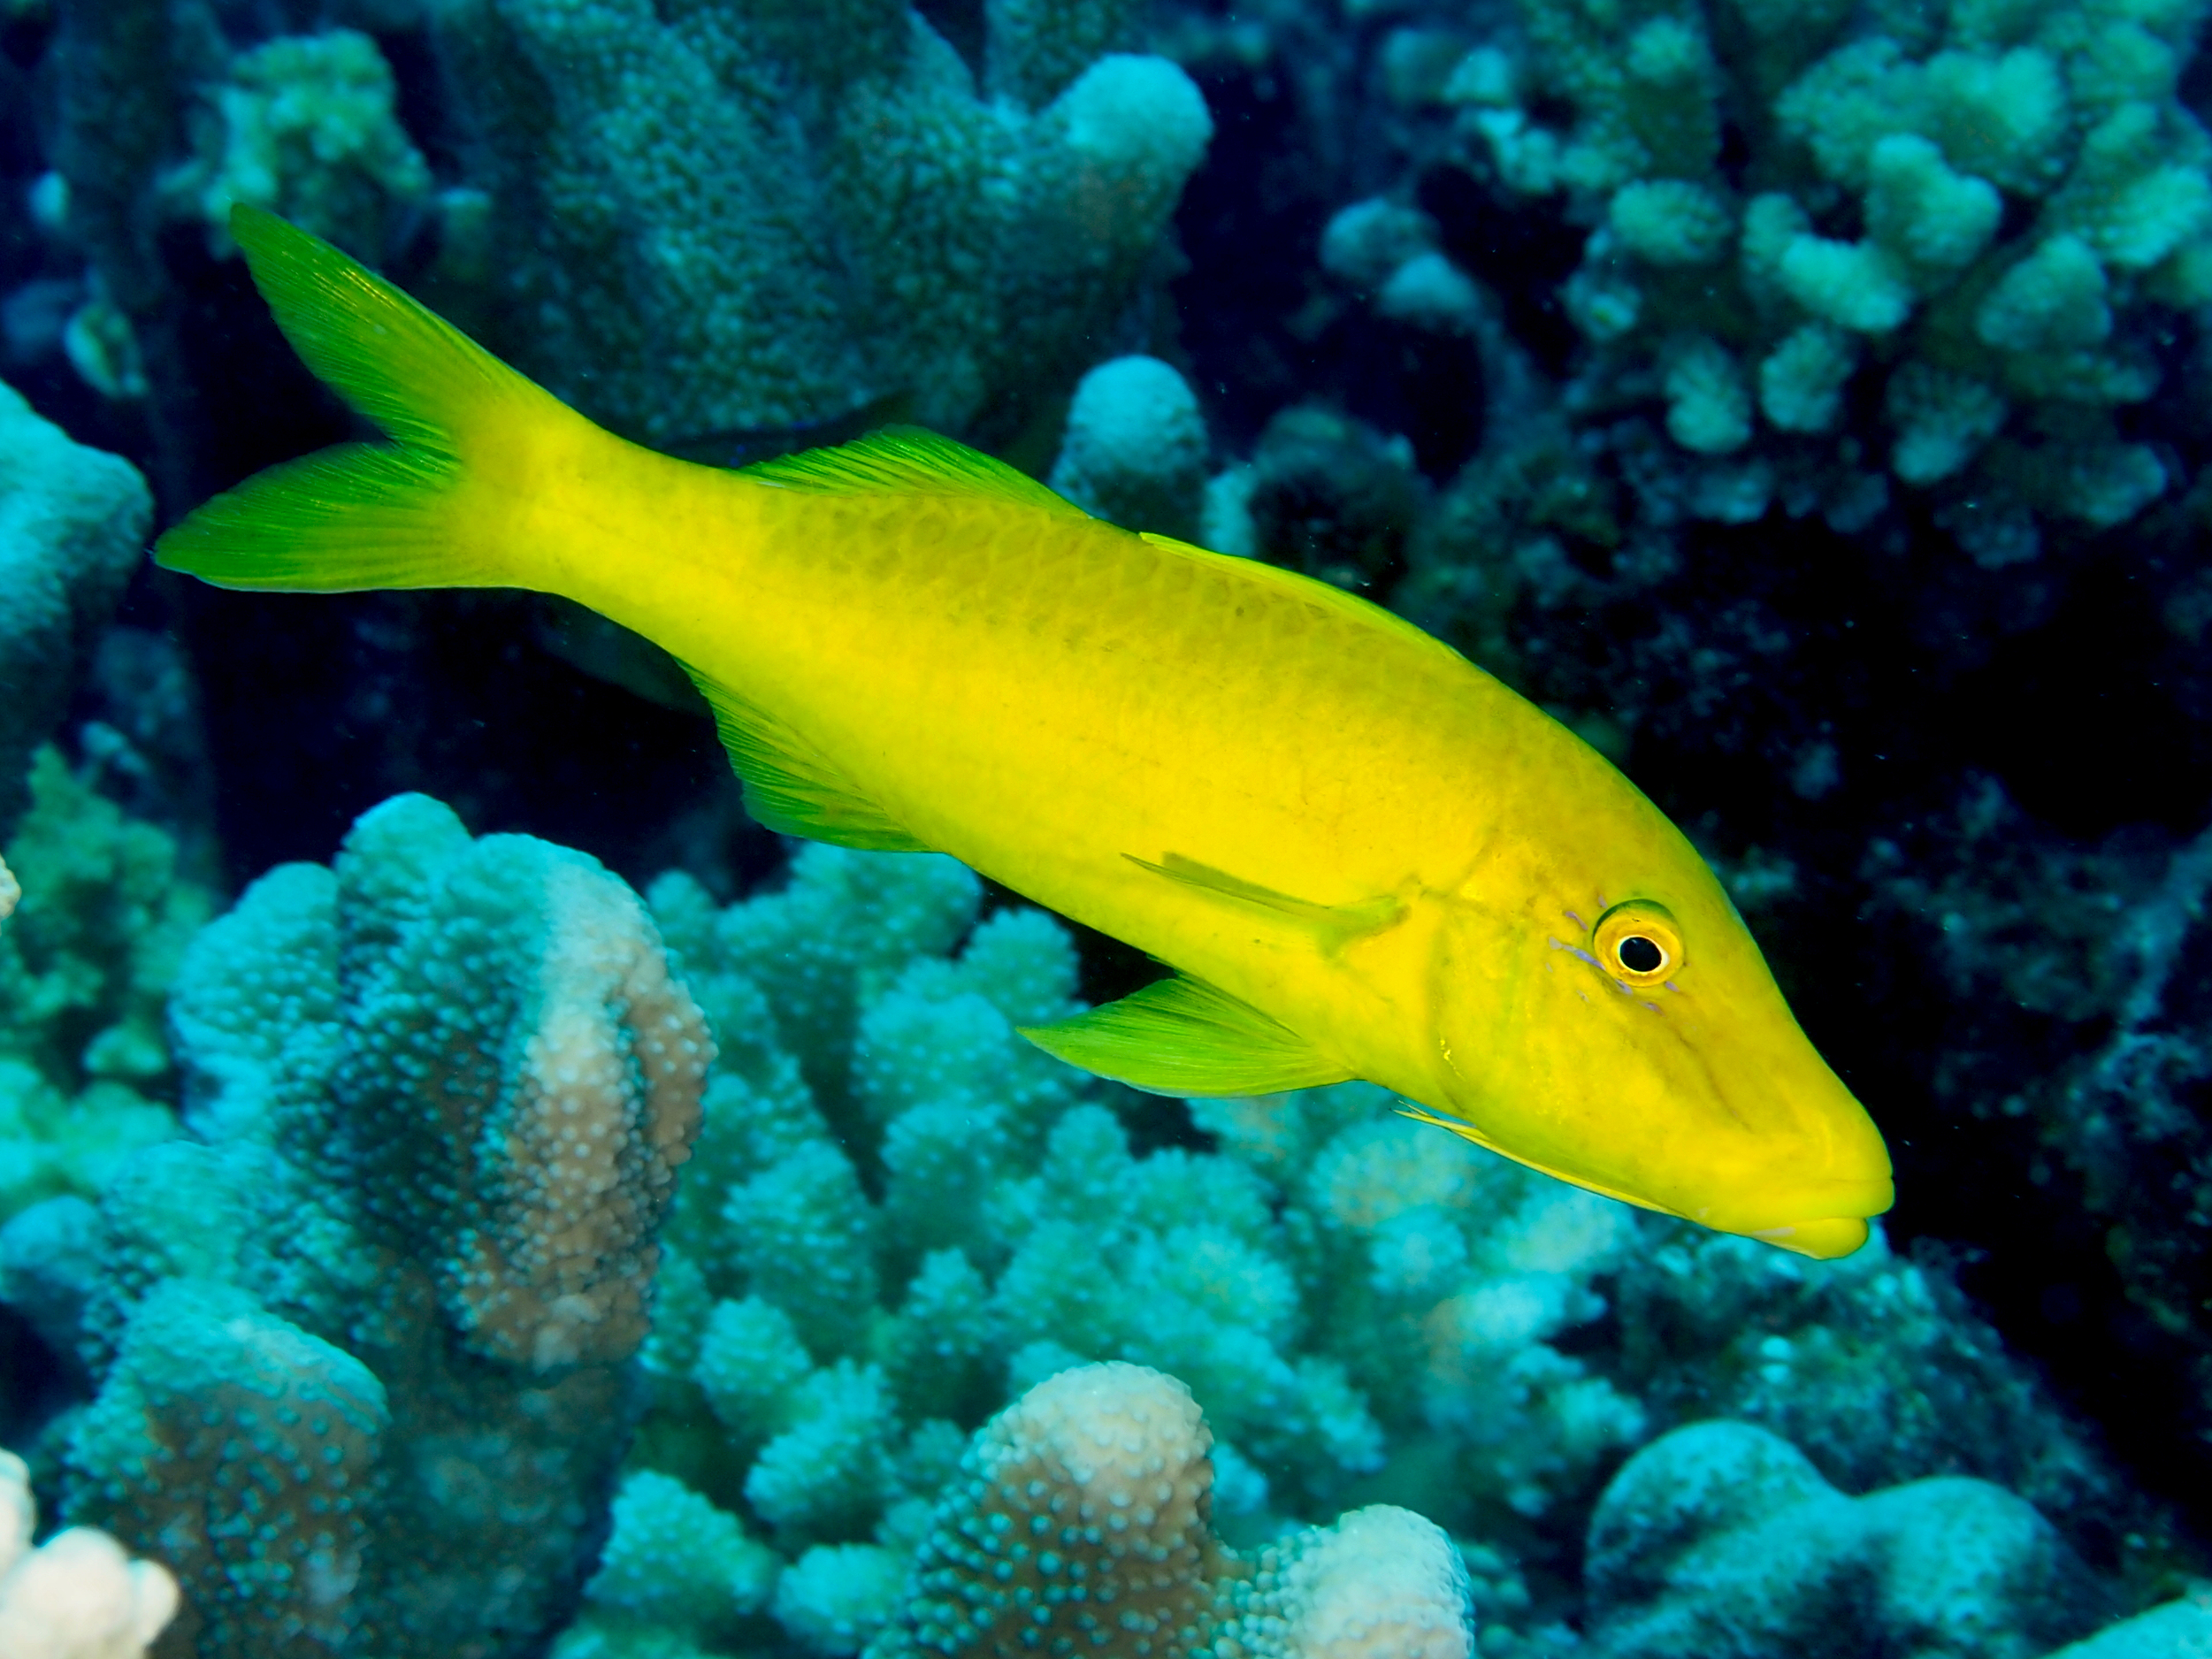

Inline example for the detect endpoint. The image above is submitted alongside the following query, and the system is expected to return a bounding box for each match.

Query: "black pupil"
[1619,935,1664,974]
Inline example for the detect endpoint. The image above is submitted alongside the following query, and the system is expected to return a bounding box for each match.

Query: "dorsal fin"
[1137,531,1471,664]
[741,425,1086,517]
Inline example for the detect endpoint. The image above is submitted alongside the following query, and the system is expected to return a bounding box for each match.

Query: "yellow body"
[159,207,1893,1258]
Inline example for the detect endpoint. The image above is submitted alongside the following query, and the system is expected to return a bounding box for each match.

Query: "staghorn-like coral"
[1432,0,2211,560]
[429,0,1213,448]
[631,842,1656,1561]
[44,791,709,1658]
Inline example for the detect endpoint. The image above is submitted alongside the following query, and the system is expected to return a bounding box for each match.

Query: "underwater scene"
[4,0,2212,1649]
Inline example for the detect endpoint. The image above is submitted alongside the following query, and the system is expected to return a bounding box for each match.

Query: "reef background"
[4,0,2212,1650]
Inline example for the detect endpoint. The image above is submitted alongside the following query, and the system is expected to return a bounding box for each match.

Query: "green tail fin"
[157,203,547,592]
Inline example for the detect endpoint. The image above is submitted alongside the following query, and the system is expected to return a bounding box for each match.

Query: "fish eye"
[1593,901,1683,985]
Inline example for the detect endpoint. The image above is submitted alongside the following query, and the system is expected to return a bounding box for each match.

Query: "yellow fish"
[159,206,1892,1258]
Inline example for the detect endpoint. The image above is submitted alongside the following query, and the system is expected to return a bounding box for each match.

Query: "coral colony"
[4,0,2212,1652]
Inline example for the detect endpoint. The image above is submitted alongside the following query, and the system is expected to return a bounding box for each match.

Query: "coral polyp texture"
[429,0,1213,447]
[874,1361,1225,1659]
[1210,1505,1475,1659]
[1445,0,2209,560]
[48,793,708,1658]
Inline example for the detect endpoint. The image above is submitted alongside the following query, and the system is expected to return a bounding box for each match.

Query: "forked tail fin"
[156,204,573,592]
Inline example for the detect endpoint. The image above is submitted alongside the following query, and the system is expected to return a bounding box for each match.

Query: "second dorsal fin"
[741,426,1086,518]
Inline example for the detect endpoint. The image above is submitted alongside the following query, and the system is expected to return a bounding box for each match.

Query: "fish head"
[1420,810,1891,1259]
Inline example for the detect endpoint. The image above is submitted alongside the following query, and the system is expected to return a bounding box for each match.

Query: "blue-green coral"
[160,28,433,263]
[568,838,2135,1655]
[1582,1421,2108,1657]
[0,749,209,1227]
[1450,0,2211,559]
[581,1356,1478,1659]
[0,384,148,834]
[53,792,709,1657]
[430,0,1213,446]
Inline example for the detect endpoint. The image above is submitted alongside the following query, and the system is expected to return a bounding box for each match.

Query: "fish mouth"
[1729,1169,1894,1259]
[1746,1215,1873,1259]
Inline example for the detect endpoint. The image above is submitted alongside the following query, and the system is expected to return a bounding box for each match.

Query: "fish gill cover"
[0,0,2210,1651]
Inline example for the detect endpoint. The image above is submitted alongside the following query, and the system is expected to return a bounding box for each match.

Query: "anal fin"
[681,663,932,852]
[1019,974,1351,1097]
[1128,852,1405,951]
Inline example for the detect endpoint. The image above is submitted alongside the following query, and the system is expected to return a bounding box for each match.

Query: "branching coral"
[160,28,433,263]
[1443,0,2210,559]
[873,1362,1228,1659]
[563,836,2153,1654]
[1582,1421,2108,1657]
[0,749,210,1228]
[0,811,2168,1655]
[0,1449,179,1659]
[430,0,1213,447]
[0,386,148,835]
[635,842,1654,1556]
[582,1360,1474,1659]
[1049,357,1212,539]
[1211,1505,1475,1659]
[42,792,709,1657]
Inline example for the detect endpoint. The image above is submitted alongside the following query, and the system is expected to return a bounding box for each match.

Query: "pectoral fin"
[1127,852,1405,950]
[1019,974,1352,1097]
[681,664,932,852]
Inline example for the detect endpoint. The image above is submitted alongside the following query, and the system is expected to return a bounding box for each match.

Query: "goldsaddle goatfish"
[159,205,1893,1258]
